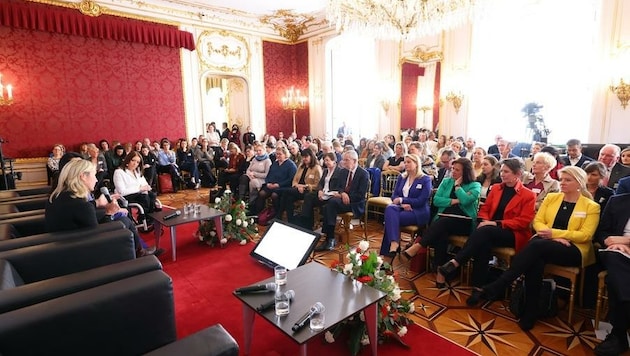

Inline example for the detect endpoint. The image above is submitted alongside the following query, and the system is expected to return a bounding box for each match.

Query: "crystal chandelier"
[327,0,485,40]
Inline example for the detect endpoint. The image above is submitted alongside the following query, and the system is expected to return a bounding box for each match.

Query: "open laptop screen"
[249,219,320,270]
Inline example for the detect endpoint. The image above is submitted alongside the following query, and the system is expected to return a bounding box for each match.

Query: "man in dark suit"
[615,175,630,195]
[598,144,630,190]
[492,139,517,161]
[435,149,456,188]
[315,150,369,251]
[594,193,630,356]
[487,134,502,156]
[560,139,594,167]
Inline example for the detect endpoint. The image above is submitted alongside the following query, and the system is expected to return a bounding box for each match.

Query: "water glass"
[310,311,325,331]
[274,265,287,286]
[275,289,290,316]
[183,203,190,217]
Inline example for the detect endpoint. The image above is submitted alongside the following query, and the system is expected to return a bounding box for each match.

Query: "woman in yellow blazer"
[277,148,323,223]
[469,166,600,331]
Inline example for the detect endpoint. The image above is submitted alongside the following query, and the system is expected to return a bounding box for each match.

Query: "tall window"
[467,0,599,146]
[326,35,378,141]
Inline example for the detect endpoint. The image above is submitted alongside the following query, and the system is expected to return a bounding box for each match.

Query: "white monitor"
[250,219,320,270]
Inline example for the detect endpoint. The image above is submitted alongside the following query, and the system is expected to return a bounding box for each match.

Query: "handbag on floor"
[257,206,276,226]
[509,278,557,318]
[158,173,174,194]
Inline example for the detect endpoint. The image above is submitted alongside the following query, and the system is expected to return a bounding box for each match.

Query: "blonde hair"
[401,154,425,180]
[50,159,95,202]
[533,152,557,172]
[558,166,592,200]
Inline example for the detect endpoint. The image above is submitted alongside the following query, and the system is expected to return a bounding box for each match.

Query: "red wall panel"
[262,41,310,138]
[0,26,185,158]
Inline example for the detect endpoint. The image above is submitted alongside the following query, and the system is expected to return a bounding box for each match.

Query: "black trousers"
[277,188,306,222]
[420,217,471,268]
[600,252,630,339]
[124,192,156,222]
[486,238,581,315]
[454,225,515,287]
[322,197,352,240]
[298,192,327,230]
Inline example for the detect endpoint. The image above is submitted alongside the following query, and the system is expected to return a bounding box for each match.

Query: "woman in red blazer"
[438,158,536,292]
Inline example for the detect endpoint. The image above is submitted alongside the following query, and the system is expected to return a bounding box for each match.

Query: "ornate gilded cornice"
[26,0,180,25]
[260,10,327,44]
[403,45,443,64]
[197,30,251,73]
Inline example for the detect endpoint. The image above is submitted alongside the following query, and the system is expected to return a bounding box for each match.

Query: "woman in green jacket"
[401,157,481,288]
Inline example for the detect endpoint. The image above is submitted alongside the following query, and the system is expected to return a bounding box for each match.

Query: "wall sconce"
[0,73,14,106]
[610,78,630,109]
[445,91,463,114]
[380,99,391,113]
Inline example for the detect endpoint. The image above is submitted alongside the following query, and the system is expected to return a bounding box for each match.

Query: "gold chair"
[543,264,582,323]
[594,270,608,329]
[337,177,372,245]
[364,170,400,230]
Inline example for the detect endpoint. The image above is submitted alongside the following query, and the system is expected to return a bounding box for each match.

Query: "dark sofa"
[0,214,48,239]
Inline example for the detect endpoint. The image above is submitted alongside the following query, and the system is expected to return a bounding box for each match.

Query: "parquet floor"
[158,188,609,356]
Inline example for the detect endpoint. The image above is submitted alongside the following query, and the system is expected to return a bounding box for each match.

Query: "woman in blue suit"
[379,154,432,259]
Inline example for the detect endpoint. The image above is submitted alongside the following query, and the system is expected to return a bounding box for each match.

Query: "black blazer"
[595,193,630,246]
[593,185,614,216]
[560,154,594,168]
[317,166,344,192]
[607,162,630,190]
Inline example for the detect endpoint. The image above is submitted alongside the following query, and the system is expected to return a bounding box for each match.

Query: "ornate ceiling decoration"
[260,10,327,43]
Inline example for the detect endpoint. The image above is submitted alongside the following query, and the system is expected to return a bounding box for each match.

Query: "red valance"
[0,0,195,51]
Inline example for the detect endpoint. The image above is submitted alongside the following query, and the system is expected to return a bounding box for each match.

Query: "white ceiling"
[187,0,328,15]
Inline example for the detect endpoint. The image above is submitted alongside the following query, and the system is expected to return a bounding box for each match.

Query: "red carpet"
[145,225,474,355]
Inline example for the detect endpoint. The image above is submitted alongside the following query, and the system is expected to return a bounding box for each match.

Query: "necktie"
[345,171,354,193]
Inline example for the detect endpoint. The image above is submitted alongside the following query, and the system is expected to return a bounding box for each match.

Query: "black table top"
[148,205,225,227]
[233,262,387,345]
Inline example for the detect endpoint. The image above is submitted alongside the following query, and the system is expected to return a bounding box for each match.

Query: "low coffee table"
[149,206,225,261]
[234,262,387,356]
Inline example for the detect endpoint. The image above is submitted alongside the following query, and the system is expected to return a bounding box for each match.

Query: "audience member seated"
[315,150,369,251]
[561,138,594,167]
[522,152,560,210]
[487,134,502,156]
[288,141,303,166]
[408,141,437,179]
[450,140,466,158]
[214,138,230,169]
[401,158,481,287]
[383,142,406,172]
[216,143,245,197]
[47,143,64,180]
[195,138,216,187]
[598,144,630,190]
[378,154,432,260]
[251,146,297,215]
[471,166,599,331]
[471,147,486,177]
[206,123,221,147]
[229,123,241,146]
[593,193,630,356]
[45,159,156,257]
[523,141,545,172]
[540,145,564,180]
[276,149,322,223]
[106,144,126,178]
[359,139,375,160]
[584,161,614,212]
[86,143,108,191]
[113,151,157,231]
[492,139,517,161]
[241,143,271,204]
[435,149,457,187]
[140,144,157,188]
[176,139,201,189]
[78,141,90,160]
[476,155,501,203]
[156,139,182,193]
[296,152,341,230]
[242,125,256,147]
[365,142,386,170]
[616,175,630,195]
[437,158,536,296]
[621,147,630,166]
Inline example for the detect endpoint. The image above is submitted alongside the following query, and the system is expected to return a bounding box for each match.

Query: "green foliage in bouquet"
[197,190,258,246]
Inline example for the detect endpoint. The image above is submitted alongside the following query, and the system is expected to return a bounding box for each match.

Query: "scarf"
[255,153,269,161]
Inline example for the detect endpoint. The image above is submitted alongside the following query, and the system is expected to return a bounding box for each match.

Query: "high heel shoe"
[438,260,458,278]
[399,250,413,265]
[466,287,486,306]
[387,246,401,264]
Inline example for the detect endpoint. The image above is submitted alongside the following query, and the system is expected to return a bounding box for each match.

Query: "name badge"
[599,197,605,203]
[308,174,314,179]
[416,184,423,189]
[574,212,586,218]
[531,188,542,194]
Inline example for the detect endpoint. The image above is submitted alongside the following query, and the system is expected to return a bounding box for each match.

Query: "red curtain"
[0,0,195,50]
[401,63,425,130]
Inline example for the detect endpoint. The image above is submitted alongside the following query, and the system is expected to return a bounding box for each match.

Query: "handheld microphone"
[234,282,277,294]
[292,302,325,332]
[100,187,113,203]
[163,210,181,220]
[256,290,295,312]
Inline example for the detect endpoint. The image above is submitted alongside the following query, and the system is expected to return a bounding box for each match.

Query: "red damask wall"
[262,41,310,138]
[0,26,186,158]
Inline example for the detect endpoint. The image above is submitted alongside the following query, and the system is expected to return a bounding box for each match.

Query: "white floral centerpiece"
[196,190,258,246]
[327,240,414,355]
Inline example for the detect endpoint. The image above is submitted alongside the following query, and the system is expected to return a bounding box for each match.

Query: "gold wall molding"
[402,45,443,64]
[197,30,250,73]
[260,10,327,44]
